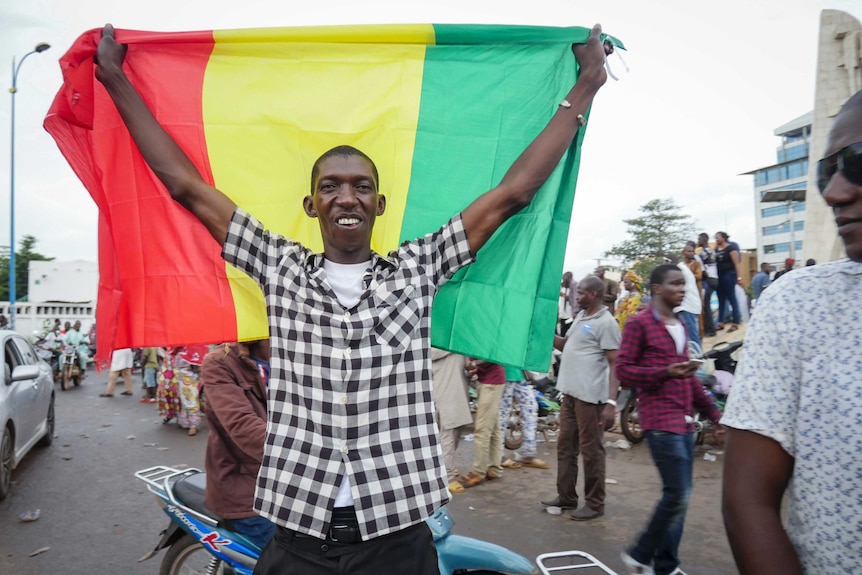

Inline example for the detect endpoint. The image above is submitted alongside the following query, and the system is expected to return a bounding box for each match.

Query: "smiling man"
[722,89,862,574]
[94,22,609,575]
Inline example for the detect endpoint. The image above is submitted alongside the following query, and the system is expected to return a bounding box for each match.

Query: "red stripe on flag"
[45,29,235,363]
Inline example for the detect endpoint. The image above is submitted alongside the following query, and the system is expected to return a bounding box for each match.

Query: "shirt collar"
[304,250,397,271]
[649,303,678,322]
[579,306,609,321]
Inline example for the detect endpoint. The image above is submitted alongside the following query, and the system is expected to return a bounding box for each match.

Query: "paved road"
[0,368,737,574]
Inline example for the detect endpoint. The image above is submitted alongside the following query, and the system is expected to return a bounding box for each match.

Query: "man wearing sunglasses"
[722,88,862,575]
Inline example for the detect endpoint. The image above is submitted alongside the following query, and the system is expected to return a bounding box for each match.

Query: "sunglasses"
[817,141,862,193]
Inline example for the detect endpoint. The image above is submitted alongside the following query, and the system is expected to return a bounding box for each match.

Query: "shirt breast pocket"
[372,284,421,351]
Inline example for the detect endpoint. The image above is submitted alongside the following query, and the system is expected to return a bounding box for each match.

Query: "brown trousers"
[556,394,606,511]
[106,368,133,395]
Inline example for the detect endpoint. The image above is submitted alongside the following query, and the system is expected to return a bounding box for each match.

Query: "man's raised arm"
[95,24,236,245]
[461,23,608,254]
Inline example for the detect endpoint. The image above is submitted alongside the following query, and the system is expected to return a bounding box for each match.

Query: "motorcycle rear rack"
[134,465,217,526]
[536,550,617,574]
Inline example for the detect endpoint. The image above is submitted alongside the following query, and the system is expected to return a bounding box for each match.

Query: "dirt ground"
[444,421,734,574]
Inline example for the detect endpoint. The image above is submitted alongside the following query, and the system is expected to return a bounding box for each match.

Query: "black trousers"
[254,521,439,575]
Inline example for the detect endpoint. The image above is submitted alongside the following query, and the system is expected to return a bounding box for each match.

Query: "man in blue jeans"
[672,253,702,354]
[615,264,722,575]
[695,233,718,337]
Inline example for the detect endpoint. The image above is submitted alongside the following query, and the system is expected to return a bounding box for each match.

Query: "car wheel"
[0,426,13,501]
[37,395,55,447]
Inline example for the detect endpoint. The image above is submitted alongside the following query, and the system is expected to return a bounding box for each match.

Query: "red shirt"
[474,360,506,385]
[615,306,721,434]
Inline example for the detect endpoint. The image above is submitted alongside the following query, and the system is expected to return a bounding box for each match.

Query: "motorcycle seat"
[172,471,219,521]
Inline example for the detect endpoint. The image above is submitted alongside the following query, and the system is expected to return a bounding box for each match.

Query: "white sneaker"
[668,569,687,575]
[620,551,655,575]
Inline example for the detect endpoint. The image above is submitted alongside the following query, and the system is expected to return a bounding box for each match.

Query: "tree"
[0,235,55,301]
[604,198,696,279]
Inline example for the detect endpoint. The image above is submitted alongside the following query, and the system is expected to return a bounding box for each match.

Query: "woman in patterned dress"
[615,270,646,330]
[158,346,206,435]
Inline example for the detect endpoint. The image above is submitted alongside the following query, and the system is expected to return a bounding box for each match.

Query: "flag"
[44,24,622,370]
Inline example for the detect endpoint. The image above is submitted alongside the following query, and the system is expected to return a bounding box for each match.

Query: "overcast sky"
[0,0,859,281]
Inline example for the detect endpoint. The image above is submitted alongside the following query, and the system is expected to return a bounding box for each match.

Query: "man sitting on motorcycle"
[201,339,275,549]
[38,325,63,375]
[62,320,90,373]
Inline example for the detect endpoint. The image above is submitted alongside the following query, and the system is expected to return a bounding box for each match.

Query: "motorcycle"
[60,344,82,391]
[504,378,561,451]
[135,465,537,575]
[692,339,742,444]
[619,340,743,445]
[619,387,643,445]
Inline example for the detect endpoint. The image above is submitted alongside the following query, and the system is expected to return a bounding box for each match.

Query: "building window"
[762,205,787,217]
[786,161,808,179]
[754,160,809,187]
[777,144,809,163]
[764,240,804,254]
[761,202,806,218]
[762,221,805,236]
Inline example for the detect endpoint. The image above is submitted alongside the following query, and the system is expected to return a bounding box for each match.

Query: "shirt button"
[341,396,348,404]
[341,445,349,454]
[344,348,351,357]
[344,311,350,319]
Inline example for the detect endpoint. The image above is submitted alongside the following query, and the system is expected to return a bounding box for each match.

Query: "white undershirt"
[665,321,687,355]
[322,259,370,508]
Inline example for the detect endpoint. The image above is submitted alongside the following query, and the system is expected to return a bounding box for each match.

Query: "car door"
[14,336,51,443]
[3,336,39,450]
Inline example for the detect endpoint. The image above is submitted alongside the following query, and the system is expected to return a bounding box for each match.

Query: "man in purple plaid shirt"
[615,264,722,575]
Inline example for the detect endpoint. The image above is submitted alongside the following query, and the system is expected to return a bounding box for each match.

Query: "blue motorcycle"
[135,466,537,575]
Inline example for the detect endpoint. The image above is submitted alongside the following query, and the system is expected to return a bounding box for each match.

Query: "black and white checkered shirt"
[222,207,474,540]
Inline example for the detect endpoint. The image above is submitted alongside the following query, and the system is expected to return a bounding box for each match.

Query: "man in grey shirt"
[542,276,621,520]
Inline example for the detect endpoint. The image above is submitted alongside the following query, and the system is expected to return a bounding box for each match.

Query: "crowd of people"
[431,259,725,572]
[36,319,95,376]
[434,229,834,574]
[97,345,209,436]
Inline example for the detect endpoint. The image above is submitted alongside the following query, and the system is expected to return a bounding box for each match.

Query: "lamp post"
[9,42,50,330]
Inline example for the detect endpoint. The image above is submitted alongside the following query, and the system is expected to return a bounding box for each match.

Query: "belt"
[328,506,361,543]
[295,506,362,544]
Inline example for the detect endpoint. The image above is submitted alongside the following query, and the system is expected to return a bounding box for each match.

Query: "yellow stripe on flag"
[203,32,429,341]
[213,24,436,45]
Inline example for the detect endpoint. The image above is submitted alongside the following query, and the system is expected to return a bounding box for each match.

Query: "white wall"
[28,260,98,304]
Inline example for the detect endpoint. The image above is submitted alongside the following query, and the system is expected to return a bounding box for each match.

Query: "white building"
[28,260,98,304]
[744,111,812,271]
[0,260,97,337]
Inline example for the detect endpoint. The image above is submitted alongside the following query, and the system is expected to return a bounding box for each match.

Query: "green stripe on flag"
[431,24,625,50]
[402,37,589,371]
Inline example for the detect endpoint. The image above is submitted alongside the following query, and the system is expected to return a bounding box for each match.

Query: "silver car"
[0,330,55,500]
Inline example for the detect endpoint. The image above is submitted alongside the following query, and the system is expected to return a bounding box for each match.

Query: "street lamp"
[9,42,50,330]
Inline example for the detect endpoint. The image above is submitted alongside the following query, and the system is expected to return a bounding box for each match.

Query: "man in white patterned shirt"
[722,89,862,575]
[95,23,608,575]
